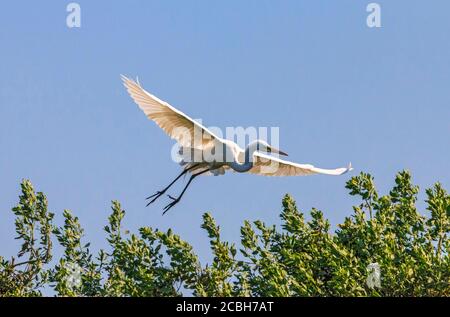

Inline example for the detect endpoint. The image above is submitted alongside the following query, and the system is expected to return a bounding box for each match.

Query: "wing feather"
[122,75,221,149]
[248,152,352,176]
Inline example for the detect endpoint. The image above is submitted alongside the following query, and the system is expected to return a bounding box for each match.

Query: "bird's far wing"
[122,76,222,149]
[248,152,352,176]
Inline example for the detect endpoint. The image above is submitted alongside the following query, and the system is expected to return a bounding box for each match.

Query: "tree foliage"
[1,171,449,297]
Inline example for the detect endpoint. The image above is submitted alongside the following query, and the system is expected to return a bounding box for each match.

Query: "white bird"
[122,75,353,214]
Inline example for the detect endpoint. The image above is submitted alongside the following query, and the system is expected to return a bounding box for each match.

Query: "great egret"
[122,76,352,214]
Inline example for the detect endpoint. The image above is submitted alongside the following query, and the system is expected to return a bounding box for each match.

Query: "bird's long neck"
[229,143,257,173]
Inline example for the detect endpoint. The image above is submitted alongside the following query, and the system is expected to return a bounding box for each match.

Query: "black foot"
[163,197,180,215]
[167,194,177,201]
[146,190,166,206]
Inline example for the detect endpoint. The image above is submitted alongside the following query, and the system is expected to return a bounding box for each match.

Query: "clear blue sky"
[1,1,449,267]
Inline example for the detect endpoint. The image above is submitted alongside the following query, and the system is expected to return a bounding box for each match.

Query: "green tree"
[1,171,449,297]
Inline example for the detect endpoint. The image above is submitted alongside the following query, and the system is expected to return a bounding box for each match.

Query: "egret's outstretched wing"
[248,152,352,176]
[122,75,221,149]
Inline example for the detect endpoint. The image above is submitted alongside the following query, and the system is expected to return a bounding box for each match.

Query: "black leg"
[146,165,198,206]
[162,169,210,214]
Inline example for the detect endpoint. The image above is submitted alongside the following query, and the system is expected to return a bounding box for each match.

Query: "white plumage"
[122,75,352,213]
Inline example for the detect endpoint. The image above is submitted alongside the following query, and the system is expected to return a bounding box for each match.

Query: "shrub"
[0,171,448,296]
